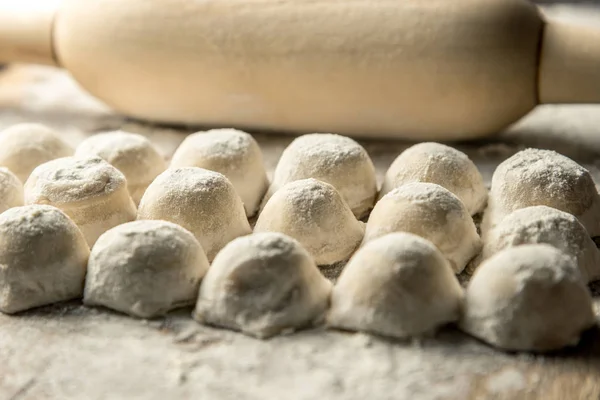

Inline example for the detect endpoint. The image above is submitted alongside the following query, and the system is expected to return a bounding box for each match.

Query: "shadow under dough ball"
[0,205,90,314]
[170,128,269,218]
[137,167,251,262]
[84,220,209,318]
[460,244,595,353]
[255,178,365,266]
[194,232,332,339]
[327,232,463,339]
[24,156,137,247]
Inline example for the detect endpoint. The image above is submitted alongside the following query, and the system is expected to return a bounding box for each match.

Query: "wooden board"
[1,4,600,399]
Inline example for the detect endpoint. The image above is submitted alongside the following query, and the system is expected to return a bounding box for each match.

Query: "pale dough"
[482,148,600,237]
[483,206,600,283]
[24,156,137,247]
[75,130,167,205]
[194,232,332,339]
[170,129,268,217]
[255,178,365,266]
[460,244,595,353]
[263,134,377,219]
[0,123,73,183]
[327,232,463,339]
[84,220,209,318]
[0,205,89,314]
[364,182,481,273]
[380,142,487,215]
[137,167,252,261]
[0,167,23,214]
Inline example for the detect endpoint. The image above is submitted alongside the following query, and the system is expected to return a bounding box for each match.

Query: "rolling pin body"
[1,0,600,140]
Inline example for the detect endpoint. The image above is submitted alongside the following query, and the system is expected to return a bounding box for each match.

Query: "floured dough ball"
[460,244,594,352]
[328,232,463,339]
[483,148,600,237]
[137,167,251,261]
[380,142,487,215]
[264,133,377,219]
[194,232,332,339]
[254,178,365,266]
[75,131,167,205]
[84,220,209,318]
[0,123,73,183]
[483,206,600,283]
[24,156,137,247]
[0,167,23,214]
[364,182,481,273]
[170,129,268,217]
[0,205,89,314]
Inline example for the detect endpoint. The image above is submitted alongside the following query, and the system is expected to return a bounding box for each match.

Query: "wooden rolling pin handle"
[538,19,600,104]
[0,0,60,66]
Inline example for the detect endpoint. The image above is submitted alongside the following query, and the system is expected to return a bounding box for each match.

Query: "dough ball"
[380,142,487,215]
[483,206,600,283]
[0,205,89,313]
[483,148,600,237]
[328,232,463,339]
[364,182,481,273]
[137,167,251,261]
[194,232,332,339]
[460,244,594,352]
[84,220,209,318]
[0,123,73,183]
[0,167,23,214]
[75,131,167,205]
[264,133,377,219]
[255,178,365,266]
[170,129,268,217]
[24,156,137,247]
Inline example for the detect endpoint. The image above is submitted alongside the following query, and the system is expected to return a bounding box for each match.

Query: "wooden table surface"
[1,4,600,400]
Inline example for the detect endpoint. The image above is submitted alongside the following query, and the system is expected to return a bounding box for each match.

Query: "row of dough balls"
[1,123,599,279]
[0,122,485,268]
[0,204,593,354]
[0,123,599,352]
[0,123,599,281]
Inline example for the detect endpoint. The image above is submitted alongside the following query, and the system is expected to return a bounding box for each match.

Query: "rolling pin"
[1,0,599,140]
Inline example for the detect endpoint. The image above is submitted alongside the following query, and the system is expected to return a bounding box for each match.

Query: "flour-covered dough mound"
[137,167,251,261]
[255,178,365,265]
[328,232,463,339]
[0,205,89,314]
[483,148,600,237]
[24,156,137,246]
[84,220,209,318]
[264,133,377,219]
[194,232,332,339]
[364,182,481,273]
[460,244,595,352]
[75,131,167,205]
[380,142,487,215]
[0,123,73,183]
[483,206,600,283]
[0,167,23,214]
[170,129,268,217]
